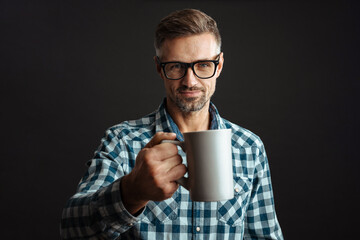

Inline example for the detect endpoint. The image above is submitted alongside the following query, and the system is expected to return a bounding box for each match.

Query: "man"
[61,9,283,239]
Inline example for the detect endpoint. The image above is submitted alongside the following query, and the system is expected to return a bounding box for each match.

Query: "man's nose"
[180,67,199,87]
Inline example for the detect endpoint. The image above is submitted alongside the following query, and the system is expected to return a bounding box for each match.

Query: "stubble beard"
[174,87,210,113]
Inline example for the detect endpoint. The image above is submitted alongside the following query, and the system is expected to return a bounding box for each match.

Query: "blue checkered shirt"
[61,99,283,239]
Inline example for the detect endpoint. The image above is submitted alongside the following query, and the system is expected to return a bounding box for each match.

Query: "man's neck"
[166,100,211,133]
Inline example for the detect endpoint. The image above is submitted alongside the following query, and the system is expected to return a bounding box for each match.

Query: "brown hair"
[154,9,221,56]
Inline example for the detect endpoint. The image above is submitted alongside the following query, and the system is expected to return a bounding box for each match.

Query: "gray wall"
[1,0,359,239]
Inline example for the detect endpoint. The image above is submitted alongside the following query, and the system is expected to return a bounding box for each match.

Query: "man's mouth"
[176,87,204,98]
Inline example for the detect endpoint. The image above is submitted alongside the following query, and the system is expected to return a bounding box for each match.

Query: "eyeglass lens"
[164,61,216,79]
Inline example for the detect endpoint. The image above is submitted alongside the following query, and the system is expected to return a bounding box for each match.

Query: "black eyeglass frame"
[156,54,221,80]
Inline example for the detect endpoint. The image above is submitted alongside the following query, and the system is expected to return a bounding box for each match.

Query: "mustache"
[176,86,205,93]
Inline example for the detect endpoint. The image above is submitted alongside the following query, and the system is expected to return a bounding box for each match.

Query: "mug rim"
[183,128,231,135]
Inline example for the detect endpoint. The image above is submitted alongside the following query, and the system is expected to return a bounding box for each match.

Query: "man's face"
[156,33,224,113]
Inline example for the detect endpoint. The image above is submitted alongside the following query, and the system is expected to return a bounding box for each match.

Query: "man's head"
[154,9,224,114]
[155,9,221,58]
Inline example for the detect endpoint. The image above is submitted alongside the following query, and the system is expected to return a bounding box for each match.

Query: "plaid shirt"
[61,99,283,239]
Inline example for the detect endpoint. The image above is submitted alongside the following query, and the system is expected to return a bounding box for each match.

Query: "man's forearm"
[120,174,148,215]
[61,179,141,239]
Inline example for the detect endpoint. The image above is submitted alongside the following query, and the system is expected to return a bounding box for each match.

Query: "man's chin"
[183,97,198,103]
[176,97,207,113]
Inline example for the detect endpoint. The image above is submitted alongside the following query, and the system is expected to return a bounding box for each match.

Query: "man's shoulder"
[222,118,264,149]
[106,111,157,140]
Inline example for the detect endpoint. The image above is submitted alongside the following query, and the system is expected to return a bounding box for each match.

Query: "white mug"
[163,129,234,202]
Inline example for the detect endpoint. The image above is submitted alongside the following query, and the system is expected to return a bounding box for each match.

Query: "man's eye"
[197,62,211,68]
[168,63,182,70]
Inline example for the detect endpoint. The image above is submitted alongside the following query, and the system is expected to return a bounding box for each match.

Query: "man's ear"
[154,56,162,74]
[216,52,224,78]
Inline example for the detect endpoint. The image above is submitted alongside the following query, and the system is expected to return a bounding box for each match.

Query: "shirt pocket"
[141,191,179,225]
[217,176,251,226]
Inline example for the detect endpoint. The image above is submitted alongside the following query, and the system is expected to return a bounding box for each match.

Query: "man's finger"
[145,132,177,148]
[160,154,183,171]
[166,164,187,182]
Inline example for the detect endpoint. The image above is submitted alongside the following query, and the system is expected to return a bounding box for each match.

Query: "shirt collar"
[155,98,227,141]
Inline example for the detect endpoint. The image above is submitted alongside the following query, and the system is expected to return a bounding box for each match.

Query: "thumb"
[145,132,177,148]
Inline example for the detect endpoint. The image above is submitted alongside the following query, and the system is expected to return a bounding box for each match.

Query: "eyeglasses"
[157,54,220,80]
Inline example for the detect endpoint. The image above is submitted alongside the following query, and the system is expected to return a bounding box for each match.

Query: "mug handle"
[161,140,189,190]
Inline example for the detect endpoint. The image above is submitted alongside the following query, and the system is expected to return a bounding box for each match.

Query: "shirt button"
[235,188,240,193]
[196,227,201,232]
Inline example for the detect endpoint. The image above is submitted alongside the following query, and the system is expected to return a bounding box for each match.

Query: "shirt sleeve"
[60,128,142,239]
[243,144,284,240]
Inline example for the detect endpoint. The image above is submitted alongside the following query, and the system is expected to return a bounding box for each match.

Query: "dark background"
[1,0,359,239]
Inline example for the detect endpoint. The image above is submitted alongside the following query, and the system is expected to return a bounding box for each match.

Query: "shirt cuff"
[95,177,145,233]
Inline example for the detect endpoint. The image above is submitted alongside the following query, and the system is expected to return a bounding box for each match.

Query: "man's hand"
[121,132,187,215]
